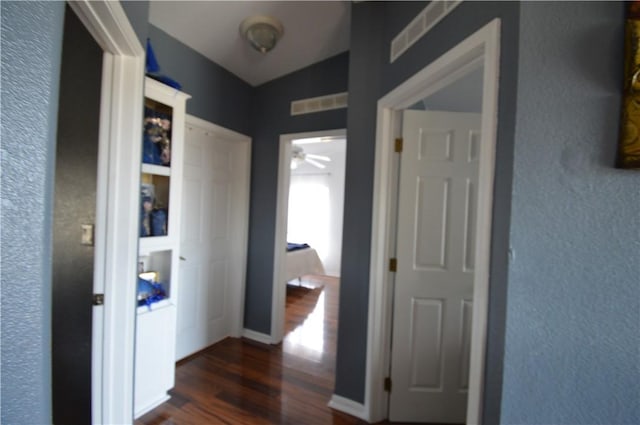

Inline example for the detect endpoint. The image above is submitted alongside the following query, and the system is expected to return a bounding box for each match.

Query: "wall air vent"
[390,1,462,63]
[291,92,348,116]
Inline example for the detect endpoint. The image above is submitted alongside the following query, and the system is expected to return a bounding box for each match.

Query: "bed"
[285,243,326,282]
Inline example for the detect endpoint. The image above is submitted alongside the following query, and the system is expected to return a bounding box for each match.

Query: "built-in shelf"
[139,235,171,252]
[136,298,172,315]
[134,77,191,419]
[142,163,171,176]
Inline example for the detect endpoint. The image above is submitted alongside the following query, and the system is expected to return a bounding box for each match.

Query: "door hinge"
[93,294,104,306]
[394,137,403,153]
[389,258,397,272]
[384,377,392,392]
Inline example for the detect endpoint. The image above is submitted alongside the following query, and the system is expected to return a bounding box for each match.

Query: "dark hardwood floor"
[136,275,393,425]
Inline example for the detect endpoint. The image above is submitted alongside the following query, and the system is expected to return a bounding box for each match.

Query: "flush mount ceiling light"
[240,15,284,54]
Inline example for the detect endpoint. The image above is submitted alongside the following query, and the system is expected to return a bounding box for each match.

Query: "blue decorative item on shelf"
[146,38,182,90]
[142,131,156,165]
[143,106,172,166]
[140,208,151,237]
[151,208,168,236]
[146,38,160,73]
[137,277,167,308]
[140,184,155,237]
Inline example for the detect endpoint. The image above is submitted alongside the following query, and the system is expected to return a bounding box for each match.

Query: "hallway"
[135,275,370,424]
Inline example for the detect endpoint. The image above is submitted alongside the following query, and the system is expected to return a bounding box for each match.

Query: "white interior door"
[389,110,481,423]
[176,118,250,361]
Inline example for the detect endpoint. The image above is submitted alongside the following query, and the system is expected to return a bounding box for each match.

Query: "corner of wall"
[1,1,66,423]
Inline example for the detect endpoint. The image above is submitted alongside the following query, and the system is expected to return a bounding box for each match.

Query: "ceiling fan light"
[305,158,327,169]
[240,16,284,54]
[306,153,331,162]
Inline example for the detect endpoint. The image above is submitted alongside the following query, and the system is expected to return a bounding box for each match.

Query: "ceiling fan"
[291,144,331,169]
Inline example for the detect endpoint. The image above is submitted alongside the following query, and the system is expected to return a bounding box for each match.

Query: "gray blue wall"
[121,0,150,45]
[52,6,103,423]
[244,52,349,333]
[147,25,253,135]
[143,26,349,335]
[0,2,149,423]
[335,5,520,421]
[502,2,639,423]
[338,1,638,423]
[334,1,385,403]
[1,2,66,423]
[2,1,637,424]
[121,6,255,134]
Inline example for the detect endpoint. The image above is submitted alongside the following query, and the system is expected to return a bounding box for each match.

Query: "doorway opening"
[362,19,501,423]
[64,2,145,423]
[52,5,103,423]
[282,134,346,362]
[272,129,347,345]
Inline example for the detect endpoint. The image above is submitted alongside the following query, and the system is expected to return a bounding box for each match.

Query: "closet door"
[176,117,250,360]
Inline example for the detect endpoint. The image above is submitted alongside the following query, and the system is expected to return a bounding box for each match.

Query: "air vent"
[390,0,461,63]
[291,92,348,116]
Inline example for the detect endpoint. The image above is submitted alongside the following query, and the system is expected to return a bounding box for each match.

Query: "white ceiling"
[149,1,351,87]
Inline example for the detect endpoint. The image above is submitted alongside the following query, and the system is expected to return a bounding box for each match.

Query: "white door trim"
[270,129,346,344]
[67,2,144,424]
[184,114,252,339]
[363,19,501,424]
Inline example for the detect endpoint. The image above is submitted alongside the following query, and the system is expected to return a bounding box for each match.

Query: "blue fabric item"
[151,208,167,236]
[142,133,156,164]
[140,209,151,237]
[143,106,172,166]
[137,277,154,299]
[137,278,167,308]
[146,38,182,89]
[287,242,310,252]
[146,38,160,73]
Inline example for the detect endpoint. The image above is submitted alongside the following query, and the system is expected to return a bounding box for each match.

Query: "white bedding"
[285,247,325,282]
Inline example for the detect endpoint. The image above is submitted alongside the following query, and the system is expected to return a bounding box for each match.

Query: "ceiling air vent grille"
[291,92,348,116]
[390,0,461,63]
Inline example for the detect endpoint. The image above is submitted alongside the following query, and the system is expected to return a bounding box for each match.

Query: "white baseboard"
[134,394,170,419]
[242,328,273,345]
[328,394,369,422]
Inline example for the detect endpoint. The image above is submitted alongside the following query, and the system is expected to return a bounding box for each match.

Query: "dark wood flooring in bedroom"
[135,275,422,425]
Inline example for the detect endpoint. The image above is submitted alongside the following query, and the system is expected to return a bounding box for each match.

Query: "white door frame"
[68,1,144,424]
[270,129,347,344]
[184,114,252,340]
[363,19,501,423]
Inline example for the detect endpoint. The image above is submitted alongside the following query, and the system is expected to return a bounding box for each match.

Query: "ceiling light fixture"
[290,145,331,169]
[240,15,284,54]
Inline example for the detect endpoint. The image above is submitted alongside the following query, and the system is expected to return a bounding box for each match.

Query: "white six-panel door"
[176,118,250,361]
[389,110,480,423]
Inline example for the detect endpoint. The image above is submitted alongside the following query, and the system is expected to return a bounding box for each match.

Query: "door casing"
[270,129,347,344]
[68,1,144,423]
[356,19,501,424]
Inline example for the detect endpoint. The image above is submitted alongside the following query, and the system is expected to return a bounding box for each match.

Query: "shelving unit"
[134,77,191,418]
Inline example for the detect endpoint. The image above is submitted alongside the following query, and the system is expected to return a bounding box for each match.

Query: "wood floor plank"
[136,276,405,425]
